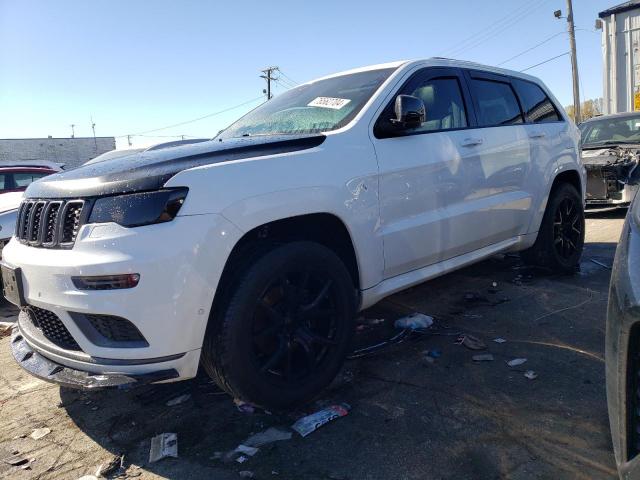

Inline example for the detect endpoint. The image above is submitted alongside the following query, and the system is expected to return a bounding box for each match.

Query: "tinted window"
[513,79,561,123]
[470,79,523,127]
[13,172,48,188]
[0,175,6,191]
[579,115,640,147]
[407,78,467,133]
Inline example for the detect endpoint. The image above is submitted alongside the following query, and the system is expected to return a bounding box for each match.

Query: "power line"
[276,77,297,89]
[497,31,566,66]
[117,96,264,138]
[440,0,549,58]
[279,70,299,86]
[519,51,570,72]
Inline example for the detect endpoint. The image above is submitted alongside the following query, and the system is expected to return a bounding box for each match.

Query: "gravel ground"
[0,209,626,479]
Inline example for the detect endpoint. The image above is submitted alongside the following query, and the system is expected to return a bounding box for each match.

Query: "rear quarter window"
[470,78,523,127]
[512,79,562,123]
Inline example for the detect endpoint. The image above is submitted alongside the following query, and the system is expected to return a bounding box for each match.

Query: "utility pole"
[260,66,279,100]
[70,124,75,138]
[90,115,97,152]
[557,1,581,123]
[127,135,132,147]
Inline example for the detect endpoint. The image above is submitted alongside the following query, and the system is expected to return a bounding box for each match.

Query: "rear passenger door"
[511,78,567,230]
[462,70,533,244]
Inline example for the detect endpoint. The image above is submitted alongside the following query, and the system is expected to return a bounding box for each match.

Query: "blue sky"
[0,0,609,149]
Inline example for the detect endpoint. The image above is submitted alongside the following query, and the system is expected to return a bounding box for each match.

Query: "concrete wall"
[0,137,116,169]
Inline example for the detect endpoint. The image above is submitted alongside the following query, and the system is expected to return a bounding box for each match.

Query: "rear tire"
[521,182,584,273]
[201,241,356,410]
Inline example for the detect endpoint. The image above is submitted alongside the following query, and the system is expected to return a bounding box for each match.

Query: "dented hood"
[24,134,325,199]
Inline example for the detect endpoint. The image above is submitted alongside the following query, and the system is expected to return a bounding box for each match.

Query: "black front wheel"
[522,182,585,273]
[201,242,356,410]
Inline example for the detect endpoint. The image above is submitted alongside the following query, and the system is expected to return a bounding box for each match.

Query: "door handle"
[529,131,546,139]
[460,138,483,147]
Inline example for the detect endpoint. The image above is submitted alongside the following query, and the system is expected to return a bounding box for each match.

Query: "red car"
[0,165,60,194]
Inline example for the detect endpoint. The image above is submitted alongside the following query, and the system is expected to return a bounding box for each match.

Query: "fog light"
[72,273,140,290]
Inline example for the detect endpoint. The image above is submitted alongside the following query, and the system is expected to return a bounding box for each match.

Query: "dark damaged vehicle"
[580,112,640,209]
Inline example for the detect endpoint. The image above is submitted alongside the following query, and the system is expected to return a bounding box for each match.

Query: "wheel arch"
[209,213,362,327]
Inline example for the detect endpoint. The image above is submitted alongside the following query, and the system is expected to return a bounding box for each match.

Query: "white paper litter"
[507,358,527,367]
[149,433,178,463]
[29,428,51,440]
[493,338,507,344]
[524,370,538,380]
[243,427,292,447]
[166,394,191,407]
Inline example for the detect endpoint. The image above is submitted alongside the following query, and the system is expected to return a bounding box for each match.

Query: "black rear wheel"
[201,242,356,410]
[521,182,584,273]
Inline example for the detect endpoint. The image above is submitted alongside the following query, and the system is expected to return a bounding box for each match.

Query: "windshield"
[218,68,396,139]
[579,114,640,147]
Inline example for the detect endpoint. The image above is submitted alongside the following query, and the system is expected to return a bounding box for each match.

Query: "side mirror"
[391,95,425,129]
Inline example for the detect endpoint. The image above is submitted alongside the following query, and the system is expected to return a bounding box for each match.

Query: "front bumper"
[10,327,178,389]
[606,207,640,477]
[1,213,242,383]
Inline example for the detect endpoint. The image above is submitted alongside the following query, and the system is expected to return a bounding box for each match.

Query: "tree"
[564,98,603,122]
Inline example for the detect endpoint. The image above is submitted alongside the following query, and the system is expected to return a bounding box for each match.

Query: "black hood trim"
[25,135,326,199]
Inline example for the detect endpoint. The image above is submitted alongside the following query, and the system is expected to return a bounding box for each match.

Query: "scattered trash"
[236,456,249,464]
[234,445,259,462]
[524,370,538,380]
[239,471,255,478]
[95,454,123,477]
[472,354,494,362]
[488,281,499,293]
[423,349,442,358]
[234,398,256,414]
[348,329,411,359]
[507,358,528,367]
[29,427,51,440]
[0,324,11,338]
[3,454,28,466]
[590,258,612,270]
[292,404,350,437]
[457,334,486,350]
[493,337,507,344]
[363,318,385,326]
[421,355,435,365]
[149,433,178,463]
[243,427,292,447]
[394,313,433,330]
[78,476,99,480]
[166,394,191,407]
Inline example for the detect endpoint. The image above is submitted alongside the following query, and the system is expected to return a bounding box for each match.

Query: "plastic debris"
[493,338,507,344]
[524,370,538,380]
[472,354,494,362]
[29,428,51,440]
[149,433,178,463]
[590,258,611,269]
[166,394,191,407]
[394,313,433,330]
[239,472,255,478]
[234,398,256,414]
[457,334,486,350]
[236,456,248,464]
[95,454,123,477]
[243,427,292,447]
[507,358,527,367]
[3,454,28,466]
[292,404,350,437]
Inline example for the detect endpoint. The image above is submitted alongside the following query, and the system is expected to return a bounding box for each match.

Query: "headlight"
[88,188,188,227]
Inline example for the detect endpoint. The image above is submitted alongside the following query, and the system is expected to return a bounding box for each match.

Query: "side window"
[470,78,523,127]
[408,78,468,133]
[13,172,47,188]
[512,79,562,123]
[0,175,6,191]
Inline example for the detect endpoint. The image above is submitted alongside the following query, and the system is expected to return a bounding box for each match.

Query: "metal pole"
[566,0,581,122]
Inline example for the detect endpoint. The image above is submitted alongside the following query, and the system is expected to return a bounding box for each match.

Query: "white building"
[600,1,640,114]
[0,137,115,169]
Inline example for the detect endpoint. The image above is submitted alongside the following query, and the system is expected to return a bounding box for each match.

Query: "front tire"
[521,182,585,273]
[201,241,356,410]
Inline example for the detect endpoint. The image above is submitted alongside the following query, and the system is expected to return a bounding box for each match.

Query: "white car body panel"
[2,58,584,384]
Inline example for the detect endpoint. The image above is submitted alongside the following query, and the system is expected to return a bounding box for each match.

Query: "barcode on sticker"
[308,97,351,110]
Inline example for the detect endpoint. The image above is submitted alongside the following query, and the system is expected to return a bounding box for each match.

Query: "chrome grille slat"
[16,199,86,249]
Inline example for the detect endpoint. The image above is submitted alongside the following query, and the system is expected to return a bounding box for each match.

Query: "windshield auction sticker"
[308,97,351,109]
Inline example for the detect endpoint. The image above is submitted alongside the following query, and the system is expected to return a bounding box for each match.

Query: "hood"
[25,134,325,199]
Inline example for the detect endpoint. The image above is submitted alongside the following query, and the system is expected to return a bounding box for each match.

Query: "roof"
[599,1,640,18]
[580,111,640,123]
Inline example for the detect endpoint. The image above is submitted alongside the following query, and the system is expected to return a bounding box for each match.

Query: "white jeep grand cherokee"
[2,59,585,410]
